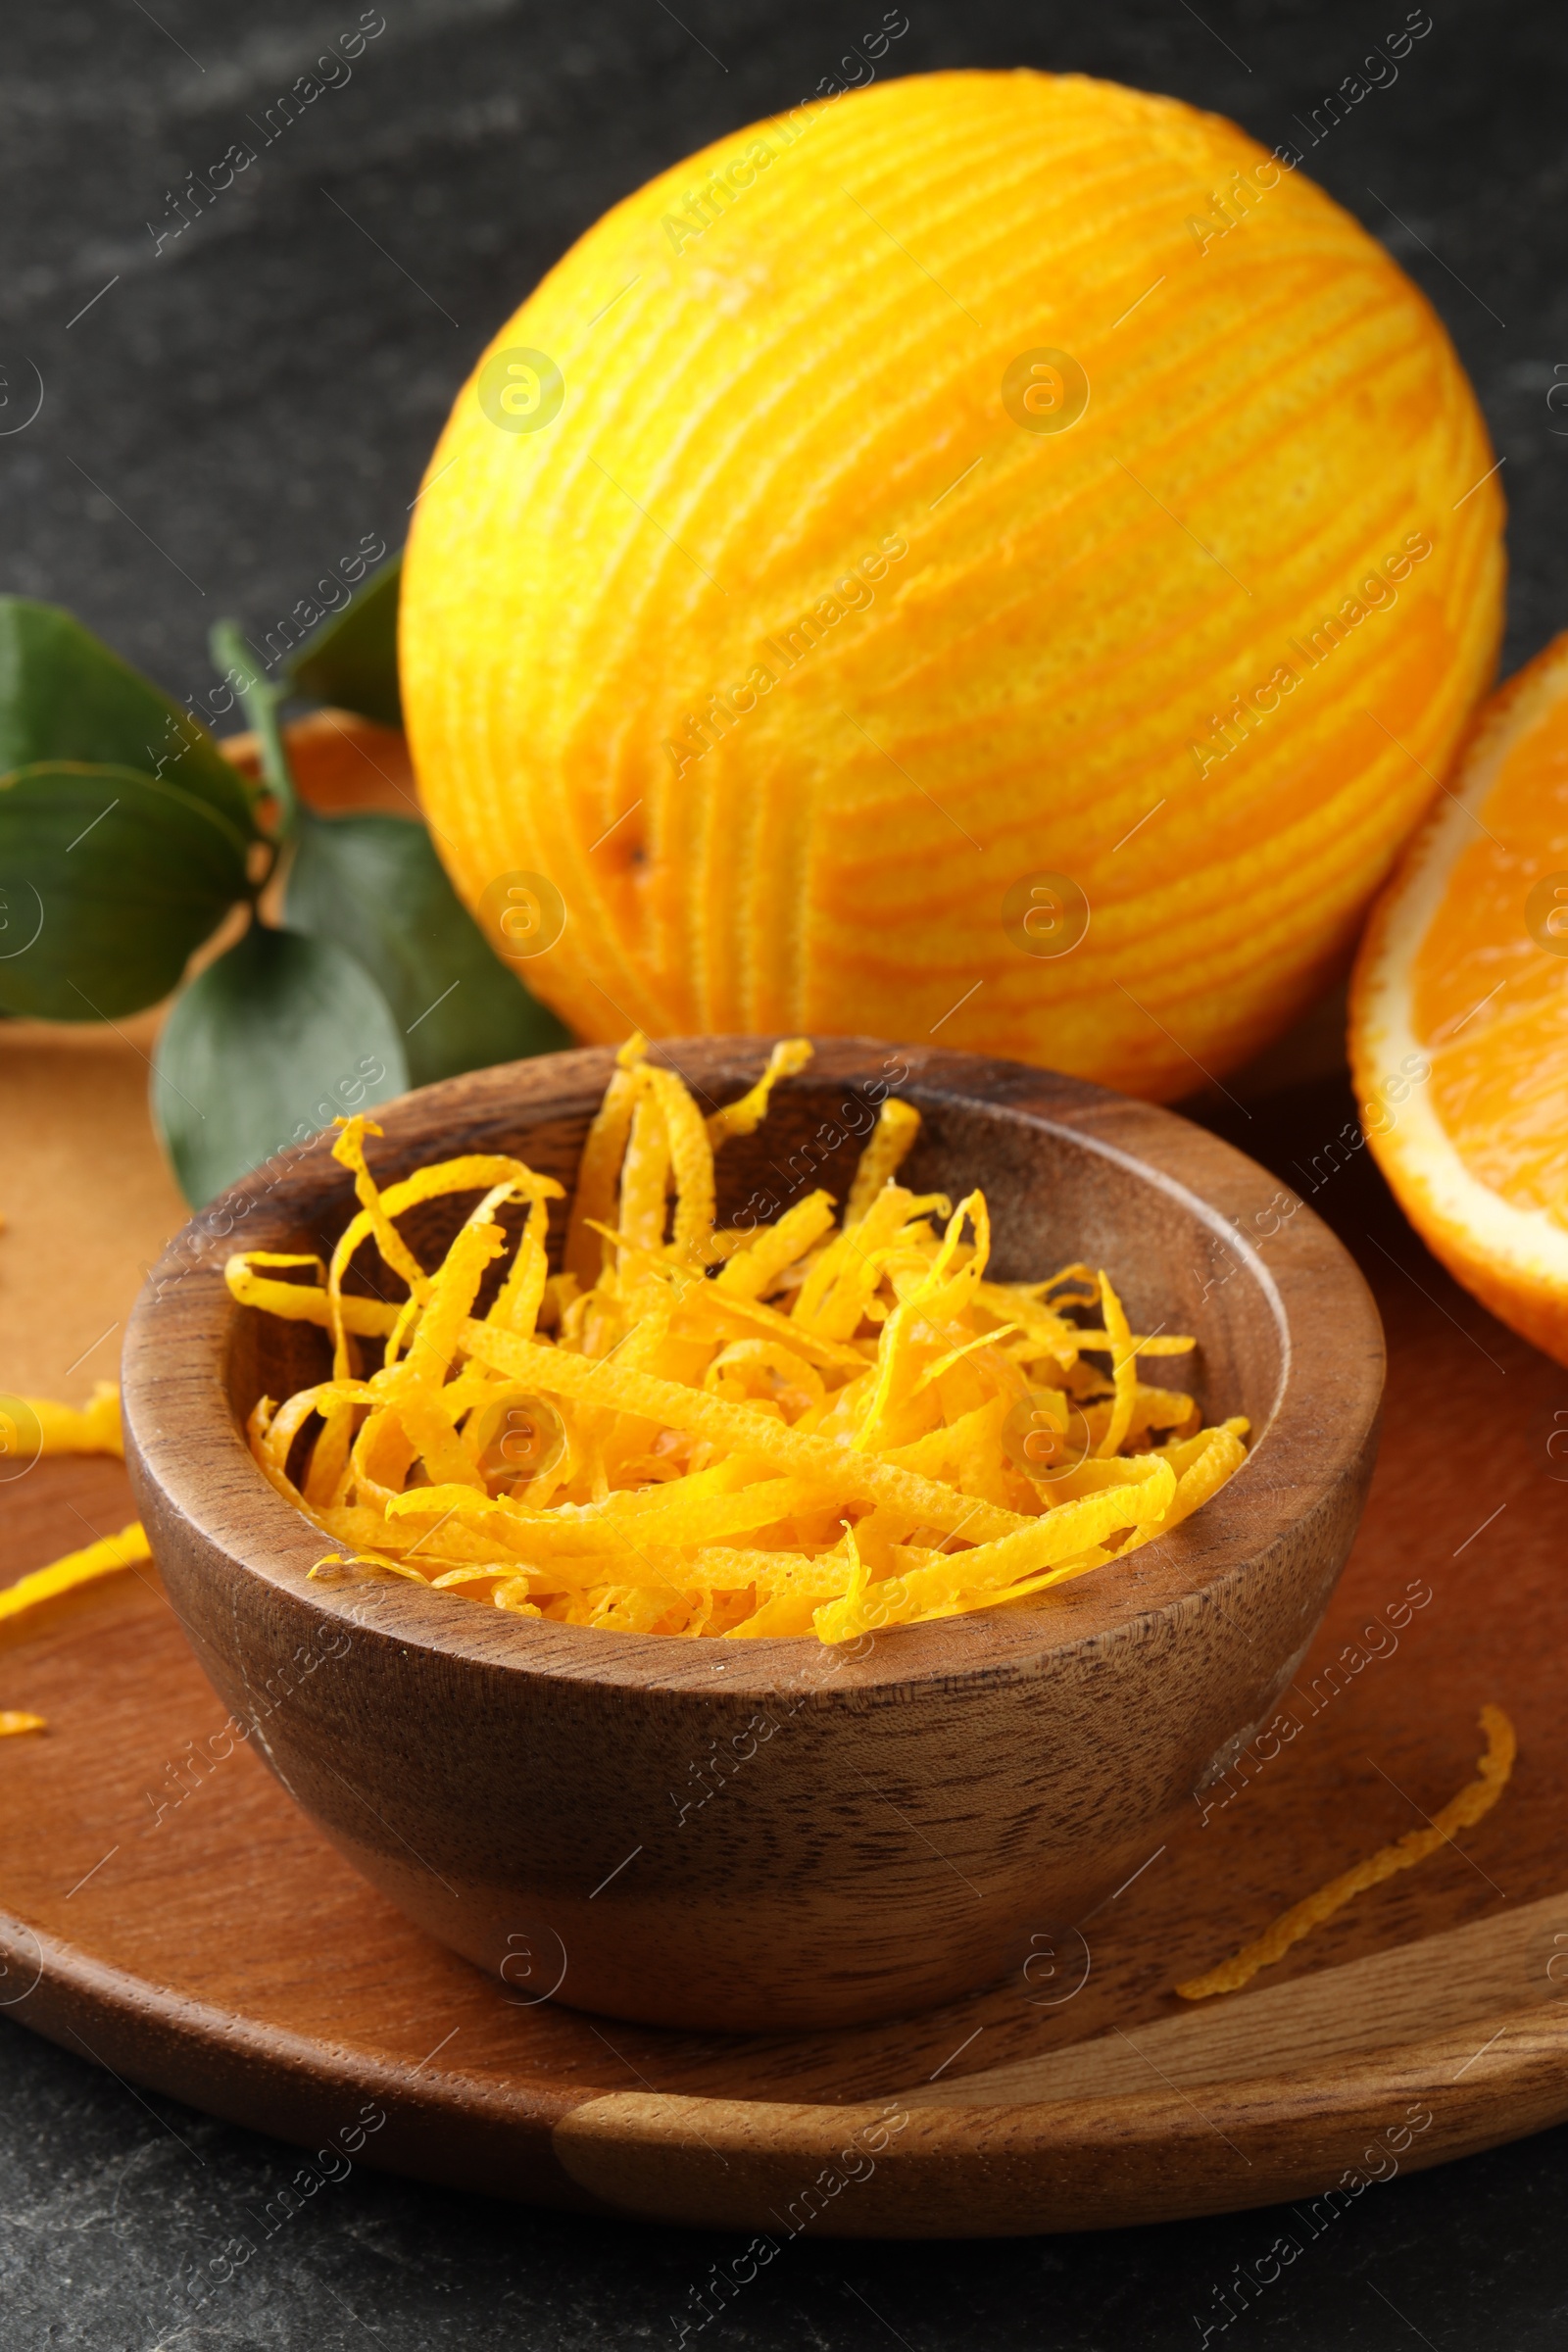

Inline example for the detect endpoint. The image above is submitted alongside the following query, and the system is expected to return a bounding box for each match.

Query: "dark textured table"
[3,1,1567,2344]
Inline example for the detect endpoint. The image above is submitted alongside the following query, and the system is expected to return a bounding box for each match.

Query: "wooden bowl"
[122,1039,1383,2033]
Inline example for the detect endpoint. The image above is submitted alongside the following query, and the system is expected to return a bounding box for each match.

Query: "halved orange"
[1350,631,1568,1364]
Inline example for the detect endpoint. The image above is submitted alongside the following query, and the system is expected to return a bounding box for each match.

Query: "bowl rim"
[122,1037,1385,1704]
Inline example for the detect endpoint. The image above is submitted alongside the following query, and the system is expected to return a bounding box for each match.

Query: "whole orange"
[401,69,1503,1095]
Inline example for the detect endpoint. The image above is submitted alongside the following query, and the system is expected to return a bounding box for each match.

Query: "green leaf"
[0,599,260,840]
[0,762,252,1020]
[287,550,403,727]
[285,808,569,1088]
[152,923,409,1207]
[211,616,298,839]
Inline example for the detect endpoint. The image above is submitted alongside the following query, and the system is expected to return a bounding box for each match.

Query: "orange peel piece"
[705,1037,813,1148]
[844,1098,922,1224]
[15,1383,125,1458]
[563,1032,649,1282]
[0,1522,151,1624]
[1175,1704,1517,2000]
[225,1253,400,1337]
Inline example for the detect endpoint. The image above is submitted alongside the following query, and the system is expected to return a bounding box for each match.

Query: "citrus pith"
[403,69,1503,1097]
[1350,632,1568,1366]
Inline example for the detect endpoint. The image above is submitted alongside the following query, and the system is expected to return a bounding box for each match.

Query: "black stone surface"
[3,1,1568,2343]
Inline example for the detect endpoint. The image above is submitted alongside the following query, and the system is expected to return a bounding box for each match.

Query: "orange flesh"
[1409,705,1568,1223]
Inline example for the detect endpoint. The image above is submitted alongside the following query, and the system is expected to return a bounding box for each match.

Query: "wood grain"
[0,1023,185,1399]
[0,1069,1562,2230]
[120,1040,1381,2030]
[897,1894,1568,2105]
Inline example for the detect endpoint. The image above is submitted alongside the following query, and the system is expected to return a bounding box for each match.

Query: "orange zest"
[229,1040,1248,1642]
[1175,1704,1516,2000]
[1,1383,123,1463]
[0,1524,151,1627]
[0,1400,141,1735]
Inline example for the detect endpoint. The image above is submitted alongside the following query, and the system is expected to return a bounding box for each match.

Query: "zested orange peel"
[0,1380,147,1736]
[403,68,1503,1099]
[228,1042,1248,1642]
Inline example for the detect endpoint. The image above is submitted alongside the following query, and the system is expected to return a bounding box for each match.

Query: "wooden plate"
[2,1078,1566,2235]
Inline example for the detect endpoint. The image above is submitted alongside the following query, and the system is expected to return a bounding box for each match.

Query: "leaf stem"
[210,619,298,839]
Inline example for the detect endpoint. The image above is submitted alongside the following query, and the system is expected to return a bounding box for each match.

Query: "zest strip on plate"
[227,1041,1249,1642]
[0,1514,152,1735]
[1176,1705,1516,1999]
